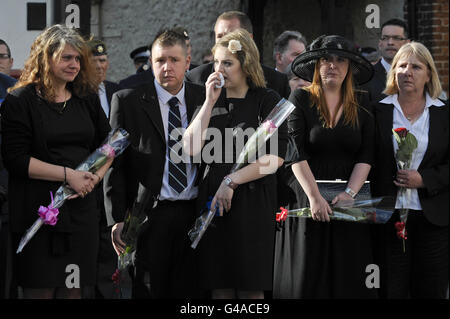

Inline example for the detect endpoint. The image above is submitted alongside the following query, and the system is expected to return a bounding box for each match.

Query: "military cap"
[87,38,107,56]
[130,46,150,63]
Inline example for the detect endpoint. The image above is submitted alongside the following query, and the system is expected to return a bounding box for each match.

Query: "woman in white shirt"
[371,41,448,299]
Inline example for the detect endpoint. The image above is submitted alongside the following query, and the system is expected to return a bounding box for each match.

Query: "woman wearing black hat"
[274,35,376,298]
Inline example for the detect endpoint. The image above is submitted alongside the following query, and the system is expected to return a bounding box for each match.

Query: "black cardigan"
[0,84,110,233]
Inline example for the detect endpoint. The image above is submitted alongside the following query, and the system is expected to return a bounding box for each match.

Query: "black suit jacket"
[371,100,449,226]
[361,60,387,103]
[185,62,291,99]
[104,81,206,223]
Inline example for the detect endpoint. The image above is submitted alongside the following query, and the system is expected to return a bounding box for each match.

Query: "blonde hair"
[305,59,359,128]
[384,41,442,99]
[9,24,97,101]
[212,28,266,88]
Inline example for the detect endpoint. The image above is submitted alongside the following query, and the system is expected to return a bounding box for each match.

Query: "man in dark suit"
[105,29,205,298]
[185,10,291,99]
[87,39,121,299]
[361,19,409,103]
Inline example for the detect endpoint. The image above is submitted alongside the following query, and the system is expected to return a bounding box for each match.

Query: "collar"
[380,58,391,73]
[380,93,445,108]
[154,78,185,106]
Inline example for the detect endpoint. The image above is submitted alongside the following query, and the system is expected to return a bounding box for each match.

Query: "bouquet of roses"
[276,197,395,225]
[16,128,131,253]
[392,127,418,251]
[188,98,296,249]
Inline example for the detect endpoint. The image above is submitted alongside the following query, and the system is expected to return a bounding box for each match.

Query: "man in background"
[185,10,291,99]
[362,19,409,102]
[273,30,307,73]
[0,40,13,76]
[87,38,121,299]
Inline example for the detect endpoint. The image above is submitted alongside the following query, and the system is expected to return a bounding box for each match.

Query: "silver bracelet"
[345,187,357,199]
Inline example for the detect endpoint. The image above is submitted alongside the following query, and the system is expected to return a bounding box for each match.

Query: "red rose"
[394,127,408,138]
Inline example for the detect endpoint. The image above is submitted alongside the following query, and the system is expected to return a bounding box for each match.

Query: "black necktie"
[167,97,188,194]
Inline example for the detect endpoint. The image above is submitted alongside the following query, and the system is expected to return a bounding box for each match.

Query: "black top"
[1,84,111,233]
[288,88,375,180]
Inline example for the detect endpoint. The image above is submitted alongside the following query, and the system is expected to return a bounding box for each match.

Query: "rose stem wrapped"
[188,98,296,249]
[117,183,152,270]
[276,197,395,224]
[16,128,131,254]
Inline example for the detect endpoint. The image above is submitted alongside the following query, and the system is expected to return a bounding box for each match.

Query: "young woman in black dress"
[184,28,288,299]
[1,25,112,299]
[274,35,376,298]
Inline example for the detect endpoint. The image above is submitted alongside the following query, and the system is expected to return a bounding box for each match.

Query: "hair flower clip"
[228,40,242,54]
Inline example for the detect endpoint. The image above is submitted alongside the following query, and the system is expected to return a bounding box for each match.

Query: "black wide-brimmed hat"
[291,35,374,85]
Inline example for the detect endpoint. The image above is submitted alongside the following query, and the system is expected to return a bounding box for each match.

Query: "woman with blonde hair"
[372,41,448,298]
[1,25,111,299]
[274,35,376,298]
[184,28,288,299]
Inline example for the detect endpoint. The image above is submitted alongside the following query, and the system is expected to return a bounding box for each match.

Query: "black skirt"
[12,193,100,288]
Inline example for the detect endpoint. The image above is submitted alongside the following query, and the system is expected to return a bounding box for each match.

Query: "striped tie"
[167,97,188,194]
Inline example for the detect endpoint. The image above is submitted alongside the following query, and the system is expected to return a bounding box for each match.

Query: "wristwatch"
[345,187,357,199]
[223,176,239,190]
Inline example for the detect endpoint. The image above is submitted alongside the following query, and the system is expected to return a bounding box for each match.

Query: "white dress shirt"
[380,93,445,210]
[154,79,198,201]
[380,57,391,73]
[98,82,109,118]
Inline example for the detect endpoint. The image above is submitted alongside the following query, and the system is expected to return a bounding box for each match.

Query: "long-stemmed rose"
[188,98,296,249]
[16,128,131,253]
[276,197,394,225]
[392,127,418,251]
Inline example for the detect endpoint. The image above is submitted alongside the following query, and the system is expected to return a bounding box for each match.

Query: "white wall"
[0,0,53,70]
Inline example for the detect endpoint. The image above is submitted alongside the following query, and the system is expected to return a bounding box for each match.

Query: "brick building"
[405,0,449,97]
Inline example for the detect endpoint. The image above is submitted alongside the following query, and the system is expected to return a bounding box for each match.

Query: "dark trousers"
[133,199,201,298]
[381,210,449,298]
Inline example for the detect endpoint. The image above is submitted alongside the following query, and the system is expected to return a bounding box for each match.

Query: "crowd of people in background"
[0,11,448,300]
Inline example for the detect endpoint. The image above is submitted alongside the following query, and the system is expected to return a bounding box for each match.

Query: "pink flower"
[37,192,59,226]
[263,120,277,133]
[101,144,116,157]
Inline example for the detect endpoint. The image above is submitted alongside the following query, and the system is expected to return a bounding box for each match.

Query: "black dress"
[273,88,377,298]
[1,84,110,288]
[196,87,288,291]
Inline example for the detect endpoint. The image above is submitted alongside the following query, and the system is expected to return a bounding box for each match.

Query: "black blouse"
[1,84,110,232]
[288,88,375,180]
